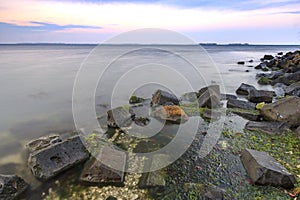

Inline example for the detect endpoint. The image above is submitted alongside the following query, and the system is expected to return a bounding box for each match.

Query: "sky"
[0,0,300,44]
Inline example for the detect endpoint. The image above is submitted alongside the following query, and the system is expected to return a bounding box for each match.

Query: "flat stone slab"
[227,99,256,110]
[245,121,289,135]
[229,109,262,121]
[80,145,126,185]
[28,135,89,180]
[236,83,256,95]
[0,174,29,200]
[241,149,296,189]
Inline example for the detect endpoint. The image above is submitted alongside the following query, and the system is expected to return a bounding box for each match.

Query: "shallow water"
[0,44,299,190]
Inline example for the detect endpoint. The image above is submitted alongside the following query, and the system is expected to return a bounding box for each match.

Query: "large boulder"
[80,145,126,186]
[271,71,300,86]
[240,149,296,189]
[262,54,274,60]
[227,99,256,110]
[260,96,300,127]
[248,90,274,103]
[198,85,221,108]
[236,83,256,95]
[107,106,134,128]
[245,121,289,135]
[151,90,179,106]
[28,135,89,180]
[0,174,29,199]
[151,105,189,124]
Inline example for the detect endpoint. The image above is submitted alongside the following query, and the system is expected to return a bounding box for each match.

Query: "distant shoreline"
[0,43,300,46]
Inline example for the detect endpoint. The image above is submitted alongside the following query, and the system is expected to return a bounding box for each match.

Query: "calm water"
[0,44,299,186]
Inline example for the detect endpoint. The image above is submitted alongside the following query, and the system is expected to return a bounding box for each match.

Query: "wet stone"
[107,106,134,128]
[236,83,256,95]
[0,174,29,200]
[248,89,274,103]
[80,145,126,186]
[198,85,221,108]
[28,135,89,180]
[26,134,62,153]
[227,99,256,110]
[241,149,296,189]
[151,89,179,106]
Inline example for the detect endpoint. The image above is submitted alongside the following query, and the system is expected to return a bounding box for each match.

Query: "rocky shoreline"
[1,51,300,199]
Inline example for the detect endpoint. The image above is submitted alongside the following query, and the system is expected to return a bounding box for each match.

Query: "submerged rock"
[151,90,179,106]
[236,83,256,95]
[0,174,29,200]
[227,99,256,110]
[181,92,198,102]
[151,105,189,124]
[129,95,145,104]
[80,145,126,186]
[28,135,89,180]
[107,106,134,128]
[260,96,300,127]
[245,121,289,135]
[241,149,296,189]
[248,89,274,103]
[262,54,275,60]
[237,61,245,65]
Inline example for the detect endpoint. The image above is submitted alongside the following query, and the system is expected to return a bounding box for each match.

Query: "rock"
[151,90,179,106]
[138,154,168,190]
[294,126,300,137]
[107,106,134,128]
[106,196,118,200]
[285,81,300,96]
[236,83,256,95]
[0,174,29,199]
[220,93,237,101]
[249,59,254,62]
[258,77,271,85]
[129,95,145,104]
[134,117,150,126]
[28,135,89,180]
[248,89,274,103]
[278,52,283,55]
[245,121,289,135]
[262,54,274,60]
[271,71,300,86]
[229,109,262,121]
[227,99,256,110]
[181,92,198,102]
[240,149,296,189]
[80,145,126,186]
[202,109,221,121]
[26,134,62,152]
[151,105,189,124]
[237,61,245,65]
[260,96,300,127]
[273,84,286,97]
[198,85,221,108]
[255,63,269,71]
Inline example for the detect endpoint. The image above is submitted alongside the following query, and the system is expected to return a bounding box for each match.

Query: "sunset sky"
[0,0,300,44]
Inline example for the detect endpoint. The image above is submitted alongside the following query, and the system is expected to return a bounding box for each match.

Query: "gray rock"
[151,90,179,106]
[262,54,274,60]
[236,83,256,95]
[237,61,245,65]
[271,71,300,86]
[201,185,225,200]
[220,93,237,101]
[260,96,300,127]
[285,81,300,96]
[240,149,296,189]
[202,109,221,121]
[107,106,134,128]
[80,145,126,185]
[181,92,198,102]
[245,121,289,135]
[198,85,221,108]
[227,99,256,110]
[129,95,145,104]
[273,83,286,98]
[248,89,274,103]
[0,174,29,200]
[28,135,89,180]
